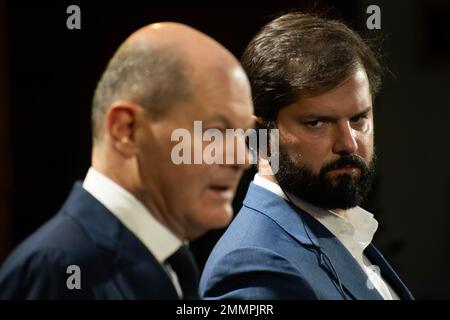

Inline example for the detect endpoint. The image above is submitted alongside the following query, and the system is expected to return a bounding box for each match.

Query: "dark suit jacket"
[0,182,180,299]
[200,182,414,300]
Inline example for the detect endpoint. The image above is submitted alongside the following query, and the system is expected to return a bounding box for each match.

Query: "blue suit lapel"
[243,182,315,245]
[243,182,384,300]
[302,211,383,300]
[61,182,179,299]
[365,244,414,300]
[112,224,179,299]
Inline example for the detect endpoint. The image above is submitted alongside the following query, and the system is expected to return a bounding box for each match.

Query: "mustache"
[320,155,368,175]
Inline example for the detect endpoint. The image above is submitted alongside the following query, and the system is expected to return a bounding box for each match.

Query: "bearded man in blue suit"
[200,12,414,300]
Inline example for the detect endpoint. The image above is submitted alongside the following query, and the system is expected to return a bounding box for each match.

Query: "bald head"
[91,22,244,144]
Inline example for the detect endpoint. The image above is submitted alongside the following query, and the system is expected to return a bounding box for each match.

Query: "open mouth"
[208,185,234,200]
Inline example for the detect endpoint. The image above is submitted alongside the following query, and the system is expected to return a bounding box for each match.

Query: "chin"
[201,204,234,229]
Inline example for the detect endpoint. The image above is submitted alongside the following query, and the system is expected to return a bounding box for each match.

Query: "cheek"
[180,182,234,231]
[172,164,208,189]
[356,130,374,159]
[290,137,332,172]
[360,118,374,145]
[178,164,231,212]
[301,149,329,174]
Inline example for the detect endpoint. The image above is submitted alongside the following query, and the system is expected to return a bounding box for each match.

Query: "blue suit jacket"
[200,182,414,300]
[0,182,180,299]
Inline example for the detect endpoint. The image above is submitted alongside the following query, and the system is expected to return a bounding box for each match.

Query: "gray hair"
[91,41,192,143]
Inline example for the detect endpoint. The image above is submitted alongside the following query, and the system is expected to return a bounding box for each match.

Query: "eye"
[304,120,325,128]
[350,114,368,124]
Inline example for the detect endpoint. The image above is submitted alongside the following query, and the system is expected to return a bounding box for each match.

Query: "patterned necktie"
[166,245,200,300]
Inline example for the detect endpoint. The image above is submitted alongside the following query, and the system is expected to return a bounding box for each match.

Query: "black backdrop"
[3,0,450,299]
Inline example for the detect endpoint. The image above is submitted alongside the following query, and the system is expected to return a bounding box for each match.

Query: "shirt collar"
[82,167,183,263]
[253,173,288,200]
[253,173,378,263]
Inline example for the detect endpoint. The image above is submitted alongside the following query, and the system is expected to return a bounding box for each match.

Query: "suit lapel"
[365,244,414,300]
[300,209,384,300]
[113,226,180,299]
[62,182,180,299]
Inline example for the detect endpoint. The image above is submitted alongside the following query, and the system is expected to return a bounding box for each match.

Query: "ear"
[105,100,142,158]
[252,115,273,159]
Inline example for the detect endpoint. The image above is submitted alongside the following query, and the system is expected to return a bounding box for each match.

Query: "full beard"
[274,147,376,210]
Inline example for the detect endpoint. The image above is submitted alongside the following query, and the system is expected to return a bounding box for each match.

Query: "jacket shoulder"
[0,211,103,299]
[200,245,317,299]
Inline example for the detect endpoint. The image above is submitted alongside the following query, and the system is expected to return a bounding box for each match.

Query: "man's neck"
[332,209,348,218]
[257,158,278,183]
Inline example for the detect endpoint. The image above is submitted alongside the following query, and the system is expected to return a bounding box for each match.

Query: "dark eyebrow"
[306,115,336,122]
[350,106,372,119]
[302,106,373,122]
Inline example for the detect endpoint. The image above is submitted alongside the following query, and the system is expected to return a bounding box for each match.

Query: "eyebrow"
[302,106,372,121]
[350,106,373,119]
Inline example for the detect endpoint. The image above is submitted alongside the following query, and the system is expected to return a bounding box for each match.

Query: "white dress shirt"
[253,173,400,300]
[83,167,184,298]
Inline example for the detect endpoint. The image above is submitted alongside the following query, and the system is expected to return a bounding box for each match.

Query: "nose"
[332,121,358,155]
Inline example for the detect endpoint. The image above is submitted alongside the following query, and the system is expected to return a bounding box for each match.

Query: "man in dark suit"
[0,22,254,299]
[200,12,414,300]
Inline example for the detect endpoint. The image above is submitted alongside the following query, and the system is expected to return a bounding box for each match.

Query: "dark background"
[1,0,449,299]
